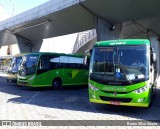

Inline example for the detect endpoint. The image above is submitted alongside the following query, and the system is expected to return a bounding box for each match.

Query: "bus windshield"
[89,45,149,85]
[8,57,22,73]
[19,55,39,76]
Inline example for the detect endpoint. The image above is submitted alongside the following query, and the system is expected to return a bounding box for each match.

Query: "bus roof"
[22,52,84,57]
[94,39,150,47]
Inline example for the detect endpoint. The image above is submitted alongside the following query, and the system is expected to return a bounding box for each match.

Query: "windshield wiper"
[99,62,114,82]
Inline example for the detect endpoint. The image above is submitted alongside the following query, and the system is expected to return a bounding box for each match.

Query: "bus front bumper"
[90,98,149,107]
[89,88,151,107]
[17,75,37,87]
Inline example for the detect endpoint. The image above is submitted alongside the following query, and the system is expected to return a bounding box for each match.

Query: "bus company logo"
[110,42,127,45]
[104,87,126,92]
[56,71,59,75]
[68,70,80,79]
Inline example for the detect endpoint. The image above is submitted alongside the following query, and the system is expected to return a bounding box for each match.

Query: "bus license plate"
[110,101,121,105]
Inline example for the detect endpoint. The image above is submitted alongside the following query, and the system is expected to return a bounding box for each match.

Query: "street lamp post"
[8,0,14,56]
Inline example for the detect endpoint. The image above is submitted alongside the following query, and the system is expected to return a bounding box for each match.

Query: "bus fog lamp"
[138,97,145,102]
[89,84,99,91]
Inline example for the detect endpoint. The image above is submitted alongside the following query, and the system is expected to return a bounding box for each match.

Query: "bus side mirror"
[83,49,92,65]
[151,52,156,63]
[85,50,90,55]
[85,49,92,55]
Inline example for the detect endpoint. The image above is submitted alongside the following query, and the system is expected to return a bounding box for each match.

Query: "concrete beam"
[0,30,42,53]
[150,37,160,86]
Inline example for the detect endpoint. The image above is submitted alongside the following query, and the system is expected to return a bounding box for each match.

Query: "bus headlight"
[28,76,35,80]
[89,84,99,91]
[133,85,149,94]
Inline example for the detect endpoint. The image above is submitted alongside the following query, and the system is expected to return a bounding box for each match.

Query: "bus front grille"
[100,96,132,103]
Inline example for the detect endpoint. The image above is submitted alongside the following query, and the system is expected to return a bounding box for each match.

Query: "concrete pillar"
[31,40,43,52]
[0,31,42,53]
[96,16,122,41]
[150,37,160,86]
[16,35,33,53]
[158,41,160,86]
[16,35,42,53]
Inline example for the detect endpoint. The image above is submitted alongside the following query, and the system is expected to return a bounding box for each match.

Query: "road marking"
[26,91,41,104]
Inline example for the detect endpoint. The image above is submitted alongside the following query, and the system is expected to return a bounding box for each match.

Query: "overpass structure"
[0,0,160,52]
[0,0,95,53]
[72,29,96,54]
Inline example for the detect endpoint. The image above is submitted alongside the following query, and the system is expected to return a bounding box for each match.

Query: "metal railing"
[72,29,96,53]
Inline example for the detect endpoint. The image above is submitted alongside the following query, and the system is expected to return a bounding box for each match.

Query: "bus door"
[37,55,59,86]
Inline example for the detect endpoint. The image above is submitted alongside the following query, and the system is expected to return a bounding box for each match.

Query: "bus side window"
[76,64,82,69]
[54,63,59,68]
[70,63,76,68]
[37,57,46,74]
[59,56,68,68]
[61,63,69,68]
[50,56,60,69]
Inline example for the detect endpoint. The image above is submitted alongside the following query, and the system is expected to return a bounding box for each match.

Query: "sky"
[0,0,77,56]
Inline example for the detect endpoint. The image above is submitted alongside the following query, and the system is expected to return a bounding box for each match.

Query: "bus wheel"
[52,78,62,90]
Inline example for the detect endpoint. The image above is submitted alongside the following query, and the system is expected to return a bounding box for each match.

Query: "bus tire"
[52,78,62,90]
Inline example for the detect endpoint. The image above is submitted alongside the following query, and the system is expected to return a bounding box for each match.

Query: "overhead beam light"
[12,19,52,34]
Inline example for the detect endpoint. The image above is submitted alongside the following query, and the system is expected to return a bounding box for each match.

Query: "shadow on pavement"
[0,76,160,120]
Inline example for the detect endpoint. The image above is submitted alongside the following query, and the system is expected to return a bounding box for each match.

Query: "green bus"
[7,53,26,82]
[88,39,157,107]
[17,52,89,88]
